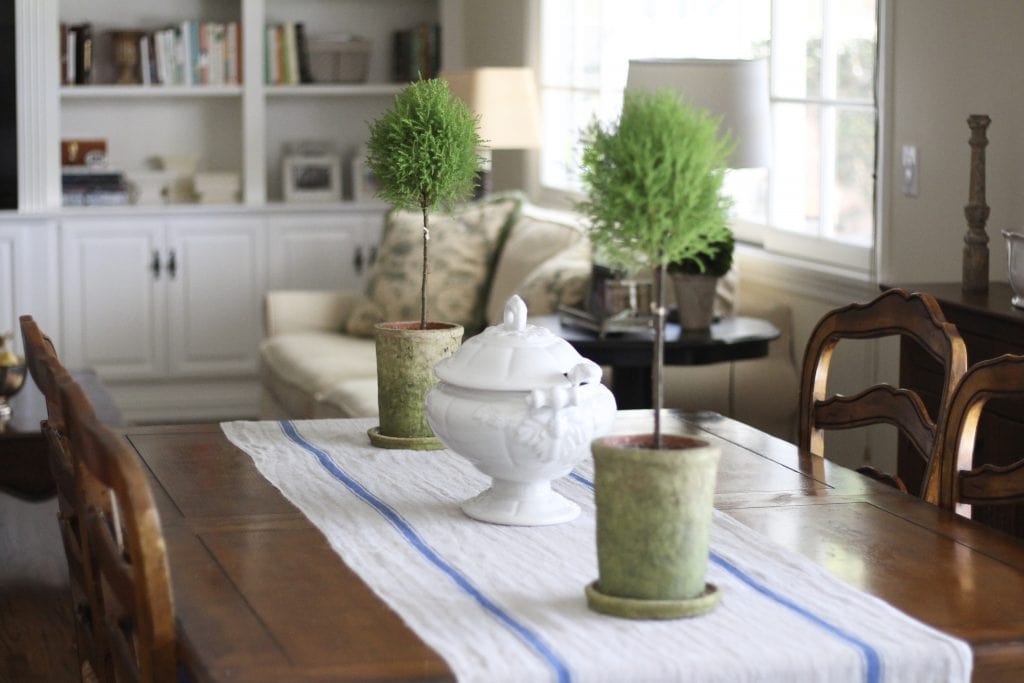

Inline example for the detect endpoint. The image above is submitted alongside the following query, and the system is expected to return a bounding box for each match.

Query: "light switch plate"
[901,144,919,197]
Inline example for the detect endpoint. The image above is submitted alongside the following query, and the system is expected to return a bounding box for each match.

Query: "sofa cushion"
[346,195,521,337]
[485,204,589,323]
[511,239,593,318]
[314,377,380,419]
[260,331,377,398]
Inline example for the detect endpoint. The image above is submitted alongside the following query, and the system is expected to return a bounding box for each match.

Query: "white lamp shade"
[626,58,771,169]
[441,67,542,150]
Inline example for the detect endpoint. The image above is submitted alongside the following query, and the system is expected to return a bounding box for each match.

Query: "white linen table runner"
[222,418,972,683]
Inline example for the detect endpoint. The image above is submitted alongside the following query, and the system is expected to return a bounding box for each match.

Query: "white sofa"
[259,199,800,441]
[260,199,593,420]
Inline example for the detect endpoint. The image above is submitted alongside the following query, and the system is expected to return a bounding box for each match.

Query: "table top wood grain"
[122,412,1024,682]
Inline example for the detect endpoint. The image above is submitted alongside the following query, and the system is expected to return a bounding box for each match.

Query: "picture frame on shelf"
[282,153,341,203]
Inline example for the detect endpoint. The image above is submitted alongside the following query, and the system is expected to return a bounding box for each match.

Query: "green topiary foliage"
[578,89,733,272]
[366,78,484,327]
[668,231,735,277]
[367,78,483,213]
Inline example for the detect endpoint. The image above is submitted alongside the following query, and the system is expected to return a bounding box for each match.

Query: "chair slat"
[812,385,935,460]
[959,460,1024,506]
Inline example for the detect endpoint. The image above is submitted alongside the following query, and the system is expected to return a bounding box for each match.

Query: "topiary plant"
[366,78,484,329]
[579,88,733,446]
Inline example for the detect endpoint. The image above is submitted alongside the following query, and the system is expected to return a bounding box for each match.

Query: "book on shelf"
[264,22,311,85]
[392,23,441,82]
[59,23,93,85]
[294,24,313,84]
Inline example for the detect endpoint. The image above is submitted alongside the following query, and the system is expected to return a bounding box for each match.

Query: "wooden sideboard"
[884,282,1024,538]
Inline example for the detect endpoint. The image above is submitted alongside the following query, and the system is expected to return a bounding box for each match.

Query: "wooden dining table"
[123,410,1024,682]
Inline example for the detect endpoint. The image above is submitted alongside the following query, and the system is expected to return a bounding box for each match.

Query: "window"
[538,0,880,268]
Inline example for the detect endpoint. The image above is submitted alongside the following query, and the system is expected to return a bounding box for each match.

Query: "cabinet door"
[61,218,167,379]
[165,217,267,376]
[267,210,384,291]
[0,220,59,351]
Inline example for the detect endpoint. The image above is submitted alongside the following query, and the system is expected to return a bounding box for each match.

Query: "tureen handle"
[503,295,528,332]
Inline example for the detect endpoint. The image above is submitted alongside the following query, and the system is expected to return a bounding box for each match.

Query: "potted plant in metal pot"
[668,230,735,330]
[578,88,733,619]
[364,77,483,450]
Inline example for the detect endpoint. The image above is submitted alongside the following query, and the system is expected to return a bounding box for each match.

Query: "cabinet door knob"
[167,249,177,279]
[150,250,161,279]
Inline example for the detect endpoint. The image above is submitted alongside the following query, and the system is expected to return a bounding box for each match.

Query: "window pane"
[542,0,602,89]
[829,107,875,244]
[772,0,822,99]
[770,102,820,236]
[541,88,601,191]
[726,168,769,225]
[835,0,877,101]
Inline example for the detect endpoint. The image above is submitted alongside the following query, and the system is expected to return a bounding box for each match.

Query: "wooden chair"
[935,354,1024,517]
[20,314,111,682]
[59,375,178,683]
[798,289,968,503]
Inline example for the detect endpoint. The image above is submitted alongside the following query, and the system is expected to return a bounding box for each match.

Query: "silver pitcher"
[1002,230,1024,308]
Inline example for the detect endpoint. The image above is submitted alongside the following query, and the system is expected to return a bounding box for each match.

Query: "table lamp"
[440,67,542,197]
[625,58,771,170]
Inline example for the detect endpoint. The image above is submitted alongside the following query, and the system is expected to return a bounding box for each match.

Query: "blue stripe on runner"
[570,470,881,683]
[279,421,572,683]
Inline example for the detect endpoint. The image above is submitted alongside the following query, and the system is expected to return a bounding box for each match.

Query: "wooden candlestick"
[963,114,991,293]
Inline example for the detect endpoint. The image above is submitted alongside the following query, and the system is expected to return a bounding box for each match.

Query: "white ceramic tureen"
[425,295,617,526]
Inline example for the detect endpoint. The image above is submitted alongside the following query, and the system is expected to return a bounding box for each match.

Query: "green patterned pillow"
[346,196,521,337]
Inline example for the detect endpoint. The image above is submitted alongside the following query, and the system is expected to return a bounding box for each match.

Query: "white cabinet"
[267,206,384,291]
[61,214,266,380]
[0,219,59,351]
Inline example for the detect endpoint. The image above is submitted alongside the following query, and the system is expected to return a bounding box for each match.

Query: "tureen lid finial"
[503,295,528,333]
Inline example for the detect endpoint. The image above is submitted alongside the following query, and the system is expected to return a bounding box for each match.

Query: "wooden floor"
[0,495,79,682]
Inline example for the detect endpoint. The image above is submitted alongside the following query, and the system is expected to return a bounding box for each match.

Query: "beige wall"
[883,0,1024,284]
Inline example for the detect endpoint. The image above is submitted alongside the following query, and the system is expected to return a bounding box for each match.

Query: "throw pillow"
[485,204,589,324]
[346,195,521,337]
[513,239,593,316]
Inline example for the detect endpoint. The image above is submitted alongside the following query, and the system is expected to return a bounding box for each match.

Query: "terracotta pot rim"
[374,321,464,332]
[592,433,713,452]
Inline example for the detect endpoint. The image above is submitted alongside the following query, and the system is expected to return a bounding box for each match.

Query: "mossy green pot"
[370,321,463,450]
[587,433,721,619]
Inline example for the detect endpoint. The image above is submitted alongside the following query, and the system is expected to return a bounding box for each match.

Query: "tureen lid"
[433,295,601,391]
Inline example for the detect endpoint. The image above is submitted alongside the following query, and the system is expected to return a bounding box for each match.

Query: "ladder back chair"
[20,314,111,682]
[936,354,1024,516]
[798,289,968,503]
[59,375,178,683]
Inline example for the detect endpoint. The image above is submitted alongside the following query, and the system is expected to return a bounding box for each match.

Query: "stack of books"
[62,168,130,206]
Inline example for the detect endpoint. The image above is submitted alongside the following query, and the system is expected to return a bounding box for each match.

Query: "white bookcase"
[9,0,458,422]
[46,0,442,207]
